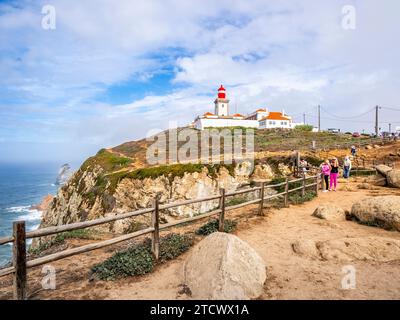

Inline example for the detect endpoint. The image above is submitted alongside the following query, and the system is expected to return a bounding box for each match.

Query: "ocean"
[0,163,61,267]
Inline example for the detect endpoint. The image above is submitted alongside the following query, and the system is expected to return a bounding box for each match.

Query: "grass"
[195,219,237,236]
[226,196,248,207]
[91,233,194,280]
[288,191,317,205]
[29,229,96,255]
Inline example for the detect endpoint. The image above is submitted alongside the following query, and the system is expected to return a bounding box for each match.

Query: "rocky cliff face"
[38,160,280,239]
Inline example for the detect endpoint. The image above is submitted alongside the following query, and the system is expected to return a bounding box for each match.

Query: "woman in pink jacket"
[321,160,331,192]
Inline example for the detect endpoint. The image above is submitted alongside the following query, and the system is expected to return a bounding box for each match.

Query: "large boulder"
[312,204,346,221]
[351,196,400,231]
[184,232,266,300]
[375,165,392,176]
[387,170,400,188]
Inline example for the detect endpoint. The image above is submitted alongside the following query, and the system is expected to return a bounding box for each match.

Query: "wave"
[6,206,31,213]
[5,206,42,221]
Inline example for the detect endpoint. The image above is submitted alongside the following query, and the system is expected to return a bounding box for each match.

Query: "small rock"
[312,204,346,221]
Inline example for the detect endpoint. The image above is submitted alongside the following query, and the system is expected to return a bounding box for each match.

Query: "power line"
[319,106,375,120]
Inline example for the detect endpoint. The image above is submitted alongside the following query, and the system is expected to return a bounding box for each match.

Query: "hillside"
[33,128,395,248]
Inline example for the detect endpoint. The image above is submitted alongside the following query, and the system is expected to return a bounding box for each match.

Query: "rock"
[55,163,73,185]
[317,237,400,262]
[312,204,346,221]
[375,164,392,176]
[251,164,274,180]
[357,183,371,190]
[387,170,400,188]
[365,145,373,150]
[184,232,266,300]
[278,163,292,176]
[30,194,54,211]
[351,196,400,231]
[293,237,400,262]
[373,144,381,149]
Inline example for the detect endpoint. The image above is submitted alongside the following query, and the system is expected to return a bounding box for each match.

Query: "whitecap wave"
[5,206,42,221]
[6,206,31,213]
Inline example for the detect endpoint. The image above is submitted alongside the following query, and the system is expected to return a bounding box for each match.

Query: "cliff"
[36,127,337,243]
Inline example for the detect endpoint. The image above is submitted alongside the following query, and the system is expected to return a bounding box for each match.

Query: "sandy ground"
[1,177,400,300]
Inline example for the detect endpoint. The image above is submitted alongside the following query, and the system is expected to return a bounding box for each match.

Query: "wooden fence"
[1,171,370,300]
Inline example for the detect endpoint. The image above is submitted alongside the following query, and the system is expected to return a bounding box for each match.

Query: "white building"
[194,85,259,130]
[193,85,299,130]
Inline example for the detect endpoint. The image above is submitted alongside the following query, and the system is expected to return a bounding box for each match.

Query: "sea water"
[0,163,60,267]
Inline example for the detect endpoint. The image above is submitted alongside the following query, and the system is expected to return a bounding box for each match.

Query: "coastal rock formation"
[184,232,266,300]
[30,194,54,212]
[36,161,278,241]
[55,163,73,185]
[351,196,400,231]
[312,204,346,221]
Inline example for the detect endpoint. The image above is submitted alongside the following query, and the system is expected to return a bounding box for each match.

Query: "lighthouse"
[214,85,229,116]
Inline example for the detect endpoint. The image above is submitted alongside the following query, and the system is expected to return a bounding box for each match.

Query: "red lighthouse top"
[217,85,226,99]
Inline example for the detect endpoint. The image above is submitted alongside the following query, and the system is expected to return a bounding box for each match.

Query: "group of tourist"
[320,155,353,192]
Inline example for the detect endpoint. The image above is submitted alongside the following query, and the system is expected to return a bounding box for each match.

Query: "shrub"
[159,233,194,262]
[29,229,97,255]
[294,125,313,132]
[226,196,248,206]
[91,242,154,280]
[195,219,237,236]
[288,191,316,205]
[91,233,194,280]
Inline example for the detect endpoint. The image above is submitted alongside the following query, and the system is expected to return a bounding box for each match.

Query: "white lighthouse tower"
[214,85,229,116]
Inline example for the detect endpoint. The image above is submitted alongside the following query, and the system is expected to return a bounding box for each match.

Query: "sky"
[0,0,400,164]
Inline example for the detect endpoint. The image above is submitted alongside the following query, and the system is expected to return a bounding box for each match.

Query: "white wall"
[259,120,291,129]
[195,118,259,130]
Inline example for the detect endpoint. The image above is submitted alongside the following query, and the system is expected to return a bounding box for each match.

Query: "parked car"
[327,128,341,134]
[352,132,361,137]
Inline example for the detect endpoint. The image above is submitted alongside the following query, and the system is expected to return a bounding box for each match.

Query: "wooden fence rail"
[0,173,325,299]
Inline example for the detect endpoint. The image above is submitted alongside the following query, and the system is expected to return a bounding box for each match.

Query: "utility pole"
[389,123,392,134]
[318,105,321,132]
[375,105,380,136]
[303,113,306,125]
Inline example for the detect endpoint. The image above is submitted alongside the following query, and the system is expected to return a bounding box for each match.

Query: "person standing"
[321,160,331,192]
[351,145,356,157]
[329,158,339,191]
[343,156,352,179]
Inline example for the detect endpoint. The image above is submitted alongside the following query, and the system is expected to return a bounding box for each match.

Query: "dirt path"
[106,182,400,300]
[1,178,399,300]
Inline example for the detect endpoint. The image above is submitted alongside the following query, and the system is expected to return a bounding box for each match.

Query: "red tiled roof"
[204,112,215,116]
[262,112,291,121]
[232,113,244,117]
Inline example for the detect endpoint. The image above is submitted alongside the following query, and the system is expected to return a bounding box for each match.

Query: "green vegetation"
[268,177,302,193]
[294,124,313,132]
[288,191,316,205]
[29,229,96,256]
[226,196,248,207]
[81,149,132,172]
[195,219,237,236]
[91,233,194,280]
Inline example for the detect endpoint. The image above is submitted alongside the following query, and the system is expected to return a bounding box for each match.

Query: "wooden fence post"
[302,173,306,197]
[258,182,265,216]
[151,195,160,261]
[219,188,226,232]
[284,178,289,207]
[315,175,319,195]
[13,221,27,300]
